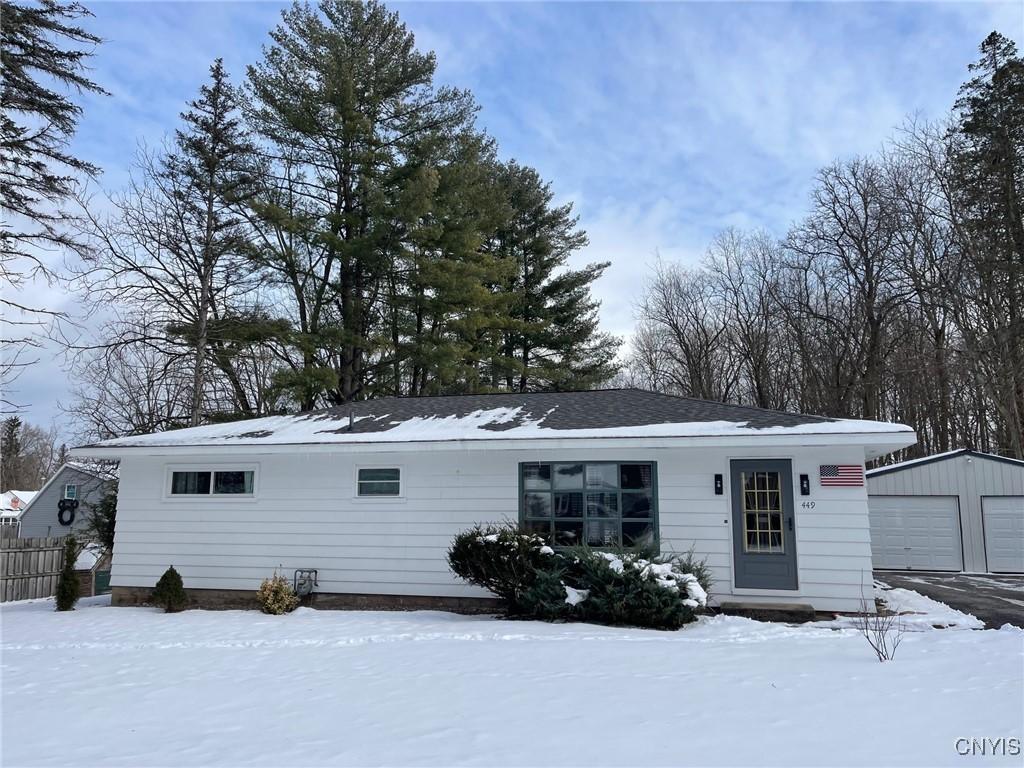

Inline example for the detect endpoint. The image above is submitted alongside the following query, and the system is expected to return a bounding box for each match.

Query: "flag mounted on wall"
[819,464,864,487]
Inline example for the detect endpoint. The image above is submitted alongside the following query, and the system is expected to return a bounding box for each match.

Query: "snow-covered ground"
[2,596,1022,767]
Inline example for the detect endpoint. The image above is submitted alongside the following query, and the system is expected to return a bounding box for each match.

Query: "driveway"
[877,571,1024,628]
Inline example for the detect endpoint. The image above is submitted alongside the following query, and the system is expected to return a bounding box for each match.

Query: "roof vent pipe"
[349,411,354,431]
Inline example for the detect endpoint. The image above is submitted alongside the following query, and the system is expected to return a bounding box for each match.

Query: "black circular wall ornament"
[57,498,79,526]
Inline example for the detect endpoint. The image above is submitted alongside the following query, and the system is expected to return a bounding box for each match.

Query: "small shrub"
[55,536,80,612]
[447,523,558,613]
[256,571,299,615]
[151,566,187,613]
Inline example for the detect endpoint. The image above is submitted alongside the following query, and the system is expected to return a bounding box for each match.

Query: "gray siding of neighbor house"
[18,467,112,539]
[868,452,1024,573]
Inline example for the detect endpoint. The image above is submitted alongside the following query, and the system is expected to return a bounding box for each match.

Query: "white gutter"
[70,429,917,459]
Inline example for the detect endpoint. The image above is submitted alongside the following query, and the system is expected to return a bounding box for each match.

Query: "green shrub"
[256,571,299,615]
[560,546,712,630]
[447,523,558,614]
[55,536,80,612]
[151,566,188,613]
[448,526,712,630]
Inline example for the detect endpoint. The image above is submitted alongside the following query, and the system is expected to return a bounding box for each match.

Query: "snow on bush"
[448,525,712,630]
[256,571,300,615]
[447,523,564,616]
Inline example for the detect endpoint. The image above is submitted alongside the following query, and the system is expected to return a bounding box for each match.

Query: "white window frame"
[354,465,404,500]
[163,463,259,502]
[64,484,78,500]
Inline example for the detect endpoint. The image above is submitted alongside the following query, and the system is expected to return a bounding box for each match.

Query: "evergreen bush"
[151,566,188,612]
[55,536,80,612]
[449,526,712,630]
[256,571,299,615]
[447,523,558,614]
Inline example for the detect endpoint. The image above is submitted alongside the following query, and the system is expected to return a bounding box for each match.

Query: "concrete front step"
[718,601,819,623]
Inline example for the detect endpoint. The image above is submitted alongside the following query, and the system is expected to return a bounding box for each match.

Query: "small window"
[171,470,254,496]
[358,468,400,497]
[64,484,78,500]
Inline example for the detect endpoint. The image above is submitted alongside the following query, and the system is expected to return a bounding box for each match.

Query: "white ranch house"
[72,390,916,613]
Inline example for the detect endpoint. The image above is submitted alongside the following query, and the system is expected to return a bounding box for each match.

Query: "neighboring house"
[0,490,38,536]
[867,449,1024,574]
[18,463,116,539]
[71,389,916,613]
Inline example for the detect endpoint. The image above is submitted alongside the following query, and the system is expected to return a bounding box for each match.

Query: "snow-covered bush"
[448,526,711,629]
[557,546,711,630]
[55,536,80,612]
[151,566,187,613]
[256,571,299,615]
[447,523,560,614]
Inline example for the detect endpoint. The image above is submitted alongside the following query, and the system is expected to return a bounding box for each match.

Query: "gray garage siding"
[868,451,1024,573]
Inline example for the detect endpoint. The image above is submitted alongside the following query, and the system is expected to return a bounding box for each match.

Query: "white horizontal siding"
[111,443,877,611]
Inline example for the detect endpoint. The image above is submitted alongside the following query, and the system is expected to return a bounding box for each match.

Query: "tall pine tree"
[492,162,620,392]
[245,0,482,408]
[950,31,1024,457]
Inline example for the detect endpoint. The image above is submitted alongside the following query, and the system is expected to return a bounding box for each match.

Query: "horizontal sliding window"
[358,468,401,497]
[170,470,254,496]
[520,462,657,549]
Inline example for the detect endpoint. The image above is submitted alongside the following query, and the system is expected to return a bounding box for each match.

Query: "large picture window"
[170,470,254,496]
[520,462,657,548]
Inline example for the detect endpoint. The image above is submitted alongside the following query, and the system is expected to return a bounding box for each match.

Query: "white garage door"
[982,496,1024,573]
[869,496,963,571]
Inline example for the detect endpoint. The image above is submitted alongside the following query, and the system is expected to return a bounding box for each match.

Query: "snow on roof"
[0,490,38,515]
[79,390,913,450]
[74,544,104,571]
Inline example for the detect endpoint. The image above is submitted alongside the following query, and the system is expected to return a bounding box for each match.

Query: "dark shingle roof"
[84,388,911,449]
[315,389,835,433]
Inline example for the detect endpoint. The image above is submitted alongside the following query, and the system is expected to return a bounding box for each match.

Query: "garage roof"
[868,448,1024,477]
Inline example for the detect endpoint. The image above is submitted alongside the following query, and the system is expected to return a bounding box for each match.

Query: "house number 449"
[801,501,816,509]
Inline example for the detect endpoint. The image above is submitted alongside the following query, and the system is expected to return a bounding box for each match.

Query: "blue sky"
[11,0,1022,433]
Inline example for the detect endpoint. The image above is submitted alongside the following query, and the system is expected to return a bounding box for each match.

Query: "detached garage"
[868,449,1024,574]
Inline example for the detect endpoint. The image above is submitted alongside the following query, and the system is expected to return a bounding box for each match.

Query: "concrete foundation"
[111,586,501,614]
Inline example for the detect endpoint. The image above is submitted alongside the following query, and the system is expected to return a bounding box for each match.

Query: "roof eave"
[71,429,917,459]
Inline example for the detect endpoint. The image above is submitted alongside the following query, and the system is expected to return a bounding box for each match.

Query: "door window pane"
[213,471,254,495]
[552,464,584,490]
[741,471,784,552]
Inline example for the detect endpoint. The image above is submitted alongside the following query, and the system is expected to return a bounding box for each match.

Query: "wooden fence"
[1,537,65,602]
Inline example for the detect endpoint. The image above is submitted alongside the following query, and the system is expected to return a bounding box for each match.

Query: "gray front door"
[731,459,798,590]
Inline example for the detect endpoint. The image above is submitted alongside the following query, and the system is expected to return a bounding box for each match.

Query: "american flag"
[819,464,864,487]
